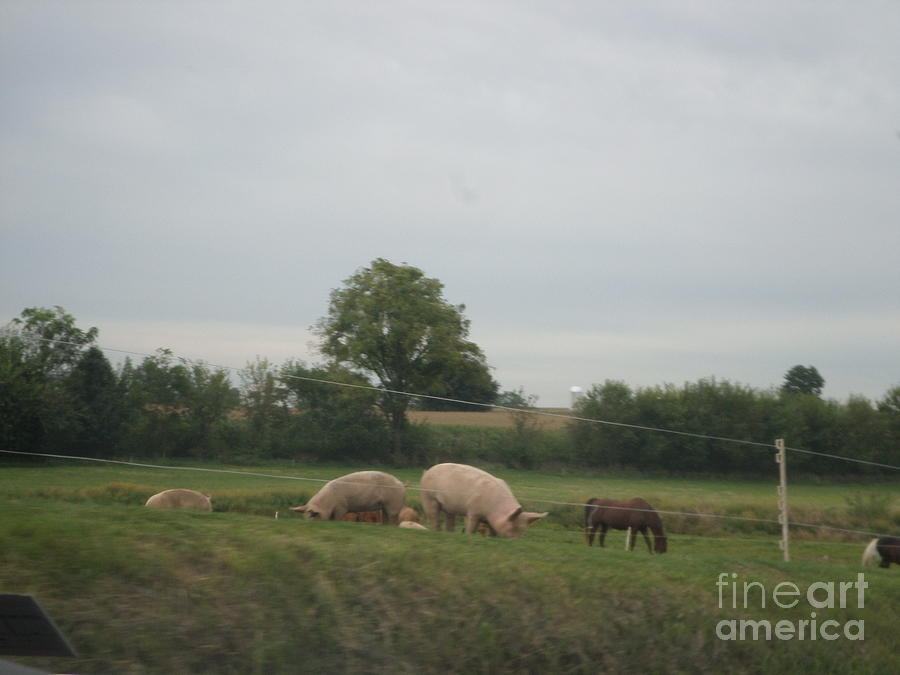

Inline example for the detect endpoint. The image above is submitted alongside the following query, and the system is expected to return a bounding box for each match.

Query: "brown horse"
[584,497,667,553]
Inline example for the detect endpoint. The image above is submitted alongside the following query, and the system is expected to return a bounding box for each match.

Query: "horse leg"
[640,527,653,554]
[445,513,456,533]
[599,524,608,547]
[587,524,599,547]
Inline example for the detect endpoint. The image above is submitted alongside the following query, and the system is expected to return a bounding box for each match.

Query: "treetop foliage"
[782,364,825,397]
[314,258,498,436]
[7,305,98,378]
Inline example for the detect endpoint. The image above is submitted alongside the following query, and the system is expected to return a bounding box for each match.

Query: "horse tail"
[861,538,881,567]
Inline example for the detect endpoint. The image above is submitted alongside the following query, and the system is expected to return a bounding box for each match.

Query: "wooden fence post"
[775,438,790,562]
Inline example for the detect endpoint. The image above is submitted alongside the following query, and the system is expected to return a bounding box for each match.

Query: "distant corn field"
[407,408,572,430]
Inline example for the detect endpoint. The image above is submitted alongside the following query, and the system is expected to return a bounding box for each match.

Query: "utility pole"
[775,438,790,562]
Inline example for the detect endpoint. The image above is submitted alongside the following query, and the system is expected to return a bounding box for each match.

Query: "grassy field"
[1,459,898,673]
[2,459,896,541]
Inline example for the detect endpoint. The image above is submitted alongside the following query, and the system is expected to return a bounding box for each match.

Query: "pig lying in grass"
[399,521,428,530]
[420,463,547,538]
[398,506,419,523]
[145,488,212,511]
[291,471,405,524]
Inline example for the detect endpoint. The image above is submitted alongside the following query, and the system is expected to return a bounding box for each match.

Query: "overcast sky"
[2,2,898,407]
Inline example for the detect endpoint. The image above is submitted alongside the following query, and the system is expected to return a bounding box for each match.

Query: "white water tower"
[569,386,584,408]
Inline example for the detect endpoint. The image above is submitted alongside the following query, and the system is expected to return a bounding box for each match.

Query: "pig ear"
[507,506,524,522]
[524,511,548,526]
[291,505,307,512]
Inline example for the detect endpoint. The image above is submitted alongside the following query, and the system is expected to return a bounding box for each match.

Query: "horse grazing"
[584,497,667,554]
[861,536,900,568]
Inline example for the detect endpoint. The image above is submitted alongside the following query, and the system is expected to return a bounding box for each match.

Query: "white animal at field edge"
[145,488,212,511]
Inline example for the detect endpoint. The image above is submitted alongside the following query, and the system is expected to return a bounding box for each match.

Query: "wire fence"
[2,449,896,544]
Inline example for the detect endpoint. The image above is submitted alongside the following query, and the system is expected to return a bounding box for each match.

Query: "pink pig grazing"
[290,471,405,524]
[419,463,547,538]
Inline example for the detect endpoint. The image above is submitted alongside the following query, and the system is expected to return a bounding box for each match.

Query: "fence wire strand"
[2,449,895,541]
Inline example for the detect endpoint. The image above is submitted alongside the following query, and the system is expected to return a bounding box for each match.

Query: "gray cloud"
[2,1,898,406]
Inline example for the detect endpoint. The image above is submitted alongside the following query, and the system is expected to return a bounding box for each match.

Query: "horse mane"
[621,497,667,553]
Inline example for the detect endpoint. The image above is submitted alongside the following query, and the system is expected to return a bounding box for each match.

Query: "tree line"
[2,260,898,476]
[569,377,899,475]
[0,307,386,463]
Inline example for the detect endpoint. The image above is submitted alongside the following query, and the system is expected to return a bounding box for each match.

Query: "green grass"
[1,460,898,673]
[3,459,896,537]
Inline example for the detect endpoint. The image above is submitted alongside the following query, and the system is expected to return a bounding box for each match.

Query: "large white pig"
[145,488,212,511]
[290,471,405,524]
[419,463,547,538]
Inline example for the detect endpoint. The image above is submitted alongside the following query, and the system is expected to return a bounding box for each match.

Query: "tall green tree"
[9,306,98,379]
[314,258,493,450]
[64,346,125,456]
[0,329,45,452]
[1,306,100,455]
[120,349,237,459]
[781,365,825,397]
[570,380,641,467]
[239,357,290,436]
[876,385,900,461]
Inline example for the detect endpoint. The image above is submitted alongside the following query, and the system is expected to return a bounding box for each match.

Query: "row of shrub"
[3,308,898,476]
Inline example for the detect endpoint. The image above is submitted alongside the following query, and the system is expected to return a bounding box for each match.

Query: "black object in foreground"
[0,595,76,657]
